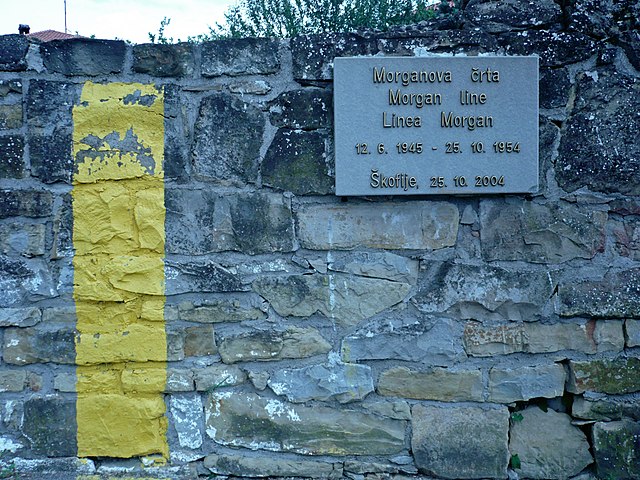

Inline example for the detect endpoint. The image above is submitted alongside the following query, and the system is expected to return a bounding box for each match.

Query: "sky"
[1,0,236,44]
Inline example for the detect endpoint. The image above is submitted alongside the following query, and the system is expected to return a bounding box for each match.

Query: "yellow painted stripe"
[72,82,168,458]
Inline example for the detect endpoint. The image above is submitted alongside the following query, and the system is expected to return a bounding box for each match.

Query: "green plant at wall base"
[510,454,521,470]
[0,460,16,479]
[510,412,524,423]
[206,375,232,393]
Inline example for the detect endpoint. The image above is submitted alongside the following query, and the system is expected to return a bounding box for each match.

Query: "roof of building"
[27,30,83,42]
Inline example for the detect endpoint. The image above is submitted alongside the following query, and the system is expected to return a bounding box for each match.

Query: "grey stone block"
[0,35,29,71]
[488,364,566,403]
[412,404,509,479]
[204,452,342,478]
[269,88,332,129]
[23,396,77,456]
[568,357,640,394]
[170,394,203,450]
[201,38,280,76]
[0,135,24,178]
[0,104,22,130]
[573,394,640,421]
[500,30,595,67]
[28,129,72,183]
[464,0,561,33]
[3,324,75,365]
[378,29,499,56]
[40,39,126,75]
[26,80,77,129]
[132,43,195,77]
[0,190,52,219]
[593,420,640,480]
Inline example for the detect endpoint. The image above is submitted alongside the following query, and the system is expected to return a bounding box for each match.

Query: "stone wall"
[0,0,639,478]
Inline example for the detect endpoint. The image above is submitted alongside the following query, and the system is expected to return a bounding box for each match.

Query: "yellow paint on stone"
[72,82,168,458]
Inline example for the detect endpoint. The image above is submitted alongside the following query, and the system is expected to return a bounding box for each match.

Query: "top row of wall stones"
[0,0,638,77]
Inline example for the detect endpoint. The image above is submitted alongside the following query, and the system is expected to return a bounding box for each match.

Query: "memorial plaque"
[334,56,539,195]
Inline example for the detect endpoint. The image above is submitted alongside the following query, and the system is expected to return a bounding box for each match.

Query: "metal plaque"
[334,56,539,196]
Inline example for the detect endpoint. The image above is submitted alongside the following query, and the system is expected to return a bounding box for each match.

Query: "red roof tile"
[27,30,83,42]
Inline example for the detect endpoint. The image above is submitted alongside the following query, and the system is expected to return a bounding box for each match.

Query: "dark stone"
[569,0,639,41]
[26,80,78,129]
[593,420,640,480]
[292,33,378,81]
[23,397,76,456]
[464,0,561,33]
[192,93,264,185]
[29,128,72,183]
[52,194,73,259]
[201,38,280,77]
[568,357,640,394]
[558,268,640,318]
[0,79,22,97]
[3,324,76,365]
[0,104,22,130]
[0,190,53,219]
[479,199,607,263]
[184,325,216,357]
[539,68,571,109]
[165,259,245,295]
[40,39,126,76]
[0,35,29,71]
[132,43,194,77]
[0,135,24,178]
[262,129,333,195]
[620,30,640,71]
[228,193,295,254]
[573,395,640,421]
[163,84,189,180]
[269,88,333,129]
[556,70,640,195]
[500,31,595,67]
[378,30,499,56]
[538,117,560,192]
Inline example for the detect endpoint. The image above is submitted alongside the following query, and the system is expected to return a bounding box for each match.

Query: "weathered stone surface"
[593,420,640,480]
[501,31,595,67]
[52,194,73,259]
[269,88,332,129]
[166,190,294,255]
[377,29,499,56]
[40,39,126,75]
[540,68,571,109]
[194,364,246,391]
[204,453,342,478]
[480,200,606,263]
[163,83,189,181]
[0,104,22,130]
[132,43,194,77]
[177,297,267,323]
[229,80,272,95]
[165,260,244,295]
[0,370,26,392]
[192,93,264,185]
[297,202,459,250]
[414,263,553,321]
[463,321,619,356]
[0,135,23,178]
[343,316,465,364]
[292,33,378,81]
[327,251,419,284]
[170,394,203,450]
[26,80,77,129]
[569,0,639,41]
[253,274,410,326]
[269,363,374,403]
[557,70,640,195]
[23,397,76,456]
[464,0,561,33]
[219,327,331,364]
[202,38,280,76]
[0,189,51,219]
[205,392,405,455]
[378,366,482,402]
[3,324,75,365]
[627,319,640,347]
[412,404,509,479]
[613,217,640,261]
[0,79,22,97]
[166,369,194,392]
[53,372,75,393]
[568,357,640,394]
[0,223,45,257]
[0,35,29,71]
[0,256,56,307]
[573,394,640,421]
[184,325,216,357]
[363,400,411,421]
[28,129,73,183]
[509,407,592,479]
[262,129,333,195]
[558,269,640,318]
[0,308,41,327]
[488,364,566,403]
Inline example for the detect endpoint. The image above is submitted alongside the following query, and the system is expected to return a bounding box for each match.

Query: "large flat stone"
[204,453,342,478]
[480,199,607,263]
[297,202,459,250]
[22,396,76,456]
[0,35,29,71]
[488,364,566,403]
[0,190,52,219]
[592,420,640,479]
[412,404,509,479]
[378,366,483,402]
[464,0,561,33]
[164,259,244,295]
[556,69,640,195]
[413,262,553,321]
[269,363,373,403]
[132,43,195,77]
[509,406,592,479]
[342,316,466,364]
[500,30,595,66]
[40,39,126,75]
[269,88,332,129]
[192,93,264,185]
[573,394,640,421]
[0,256,56,307]
[201,38,280,76]
[568,357,640,394]
[170,394,203,450]
[205,392,405,455]
[327,251,419,284]
[253,273,411,326]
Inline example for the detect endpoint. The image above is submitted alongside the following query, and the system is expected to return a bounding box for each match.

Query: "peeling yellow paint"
[73,82,168,458]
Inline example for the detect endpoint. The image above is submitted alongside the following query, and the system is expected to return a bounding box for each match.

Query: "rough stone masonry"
[0,0,639,478]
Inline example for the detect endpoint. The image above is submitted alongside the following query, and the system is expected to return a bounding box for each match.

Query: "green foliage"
[510,453,521,470]
[148,0,460,43]
[510,412,524,423]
